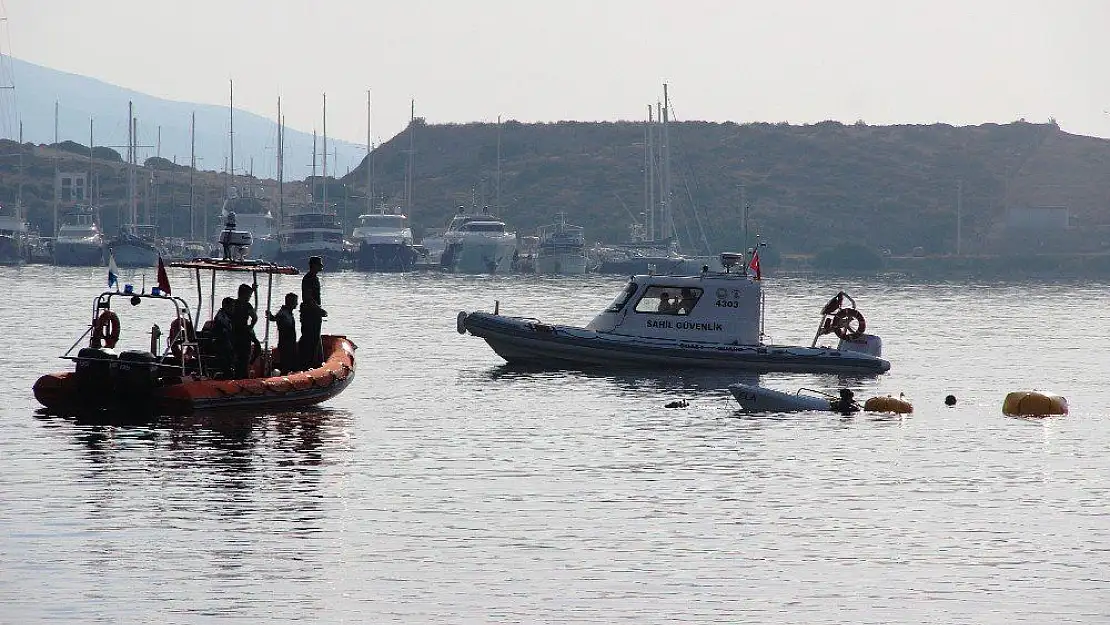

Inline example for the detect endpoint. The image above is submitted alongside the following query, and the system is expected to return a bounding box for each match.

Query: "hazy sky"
[6,0,1109,145]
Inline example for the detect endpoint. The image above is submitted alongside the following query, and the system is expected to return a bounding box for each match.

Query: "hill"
[345,119,1110,257]
[4,56,363,181]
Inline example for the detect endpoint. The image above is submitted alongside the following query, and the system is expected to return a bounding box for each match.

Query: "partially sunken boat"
[457,252,890,374]
[34,228,356,416]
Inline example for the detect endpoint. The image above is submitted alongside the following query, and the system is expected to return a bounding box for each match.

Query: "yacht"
[535,213,588,275]
[107,224,163,268]
[277,202,347,268]
[0,203,29,265]
[439,206,518,274]
[352,208,420,272]
[54,210,105,266]
[217,186,279,261]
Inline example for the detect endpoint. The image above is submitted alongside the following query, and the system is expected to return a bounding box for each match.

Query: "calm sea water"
[2,265,1109,624]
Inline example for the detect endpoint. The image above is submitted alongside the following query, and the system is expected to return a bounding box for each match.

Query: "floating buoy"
[665,399,688,409]
[945,394,957,406]
[863,395,913,414]
[1002,391,1068,417]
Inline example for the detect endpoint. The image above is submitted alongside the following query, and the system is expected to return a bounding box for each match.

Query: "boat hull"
[0,234,27,265]
[460,312,890,374]
[109,241,160,268]
[54,240,105,266]
[356,242,420,272]
[441,238,517,273]
[728,383,834,412]
[34,336,357,417]
[535,252,588,275]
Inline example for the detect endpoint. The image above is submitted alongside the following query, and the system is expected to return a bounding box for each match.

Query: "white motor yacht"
[54,210,105,266]
[0,203,29,265]
[535,213,587,275]
[352,209,419,272]
[457,252,889,374]
[277,202,347,268]
[439,206,517,274]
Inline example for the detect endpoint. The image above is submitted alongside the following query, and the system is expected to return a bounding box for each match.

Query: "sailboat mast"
[228,80,234,194]
[322,93,328,212]
[661,83,672,243]
[128,101,136,227]
[189,111,196,240]
[405,99,415,213]
[277,97,284,228]
[372,88,377,213]
[646,104,654,241]
[52,101,58,239]
[495,114,502,214]
[89,118,95,228]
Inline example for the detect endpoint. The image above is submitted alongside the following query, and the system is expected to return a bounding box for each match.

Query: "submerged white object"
[728,383,834,413]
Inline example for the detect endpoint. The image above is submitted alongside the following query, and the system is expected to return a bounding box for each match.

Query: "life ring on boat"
[168,317,195,359]
[820,291,846,317]
[456,311,469,335]
[91,310,121,348]
[831,308,866,341]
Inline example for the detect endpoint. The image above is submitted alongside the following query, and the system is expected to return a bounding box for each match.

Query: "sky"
[4,0,1110,146]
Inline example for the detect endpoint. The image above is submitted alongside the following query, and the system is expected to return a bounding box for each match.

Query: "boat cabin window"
[634,286,703,315]
[605,282,639,312]
[359,215,408,228]
[459,222,505,233]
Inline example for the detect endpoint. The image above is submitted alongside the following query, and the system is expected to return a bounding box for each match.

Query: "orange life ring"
[820,292,846,317]
[91,310,121,348]
[832,308,866,341]
[168,317,195,359]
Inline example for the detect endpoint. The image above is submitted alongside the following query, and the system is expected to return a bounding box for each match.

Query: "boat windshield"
[459,221,505,233]
[605,282,639,313]
[358,215,407,228]
[633,286,703,315]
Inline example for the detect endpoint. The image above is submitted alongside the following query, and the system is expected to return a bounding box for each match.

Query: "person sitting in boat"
[232,283,260,379]
[830,389,861,415]
[266,292,299,374]
[658,291,680,314]
[675,288,697,314]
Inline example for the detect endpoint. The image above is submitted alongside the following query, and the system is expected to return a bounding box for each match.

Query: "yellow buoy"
[863,395,913,414]
[1002,391,1069,417]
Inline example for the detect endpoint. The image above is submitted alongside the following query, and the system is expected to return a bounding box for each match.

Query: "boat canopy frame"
[171,257,300,373]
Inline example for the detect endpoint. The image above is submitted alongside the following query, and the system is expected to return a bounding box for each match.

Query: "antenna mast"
[322,93,328,212]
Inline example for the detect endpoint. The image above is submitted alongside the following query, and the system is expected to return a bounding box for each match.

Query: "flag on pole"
[107,250,119,289]
[748,249,761,281]
[156,256,172,295]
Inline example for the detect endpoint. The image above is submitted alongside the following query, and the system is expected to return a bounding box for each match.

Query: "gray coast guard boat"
[457,253,891,374]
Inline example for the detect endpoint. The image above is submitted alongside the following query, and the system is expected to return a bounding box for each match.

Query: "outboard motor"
[838,334,883,358]
[112,350,159,400]
[74,347,118,405]
[219,211,253,260]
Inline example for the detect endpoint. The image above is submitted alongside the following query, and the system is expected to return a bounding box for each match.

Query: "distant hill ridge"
[346,118,1110,256]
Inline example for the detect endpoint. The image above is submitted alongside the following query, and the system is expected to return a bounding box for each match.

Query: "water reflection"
[33,407,351,474]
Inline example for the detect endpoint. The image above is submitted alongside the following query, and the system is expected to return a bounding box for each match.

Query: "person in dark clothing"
[232,283,260,379]
[830,389,860,415]
[266,292,299,374]
[298,256,328,369]
[209,296,236,377]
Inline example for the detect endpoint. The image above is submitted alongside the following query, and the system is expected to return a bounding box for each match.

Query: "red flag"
[748,250,761,281]
[157,256,172,295]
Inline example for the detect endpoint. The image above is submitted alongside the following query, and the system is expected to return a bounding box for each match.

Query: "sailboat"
[277,93,346,268]
[215,81,279,261]
[106,101,162,268]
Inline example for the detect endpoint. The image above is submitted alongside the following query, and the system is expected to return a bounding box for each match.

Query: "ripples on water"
[2,266,1109,623]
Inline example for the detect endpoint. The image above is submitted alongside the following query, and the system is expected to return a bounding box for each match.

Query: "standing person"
[232,283,259,379]
[298,256,328,369]
[210,296,236,378]
[266,292,299,374]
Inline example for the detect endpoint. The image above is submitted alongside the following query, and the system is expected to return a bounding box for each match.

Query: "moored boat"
[54,210,105,266]
[439,206,517,274]
[352,208,420,272]
[33,257,356,417]
[457,252,890,374]
[535,213,587,275]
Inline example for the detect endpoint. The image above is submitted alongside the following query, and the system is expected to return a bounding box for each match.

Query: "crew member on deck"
[298,256,328,369]
[267,292,299,374]
[232,283,260,379]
